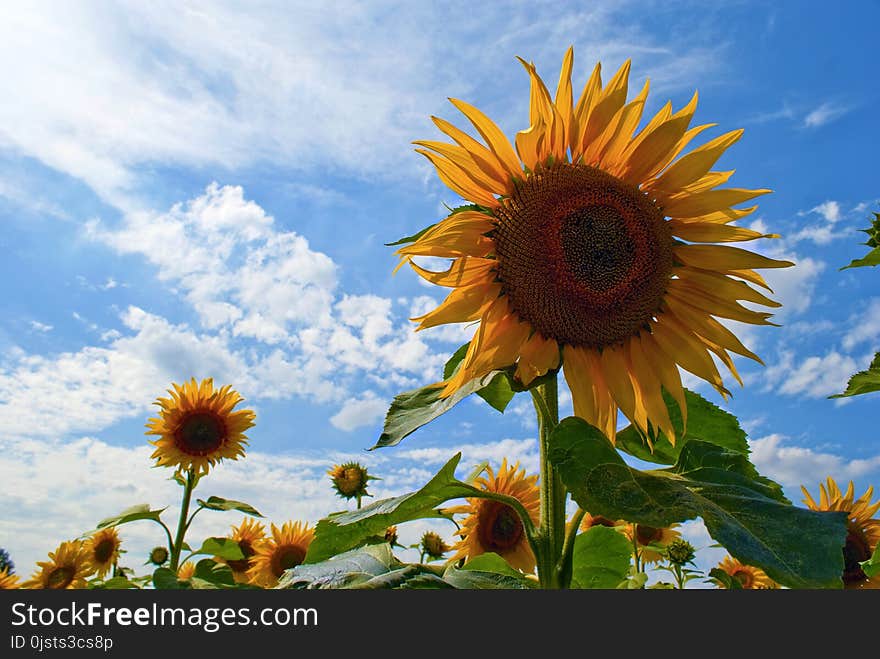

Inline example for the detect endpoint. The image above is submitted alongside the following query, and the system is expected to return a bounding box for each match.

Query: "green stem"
[531,375,566,589]
[557,508,586,587]
[631,526,641,575]
[356,495,362,510]
[169,469,196,572]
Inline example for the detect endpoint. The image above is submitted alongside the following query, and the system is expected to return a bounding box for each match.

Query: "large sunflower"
[397,48,791,441]
[802,477,880,589]
[448,460,540,572]
[715,555,779,589]
[247,521,314,588]
[0,568,20,589]
[146,378,256,476]
[22,541,93,589]
[219,518,266,584]
[83,527,122,579]
[623,523,681,564]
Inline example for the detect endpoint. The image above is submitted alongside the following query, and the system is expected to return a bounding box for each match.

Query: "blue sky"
[1,0,879,582]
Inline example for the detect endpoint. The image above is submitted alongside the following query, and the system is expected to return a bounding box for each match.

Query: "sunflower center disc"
[493,163,674,348]
[635,524,663,546]
[175,412,226,456]
[47,566,75,589]
[478,502,524,551]
[273,546,306,577]
[94,539,115,564]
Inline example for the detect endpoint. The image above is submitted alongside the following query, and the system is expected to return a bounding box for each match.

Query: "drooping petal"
[408,256,497,287]
[514,331,560,386]
[563,345,618,441]
[412,281,500,330]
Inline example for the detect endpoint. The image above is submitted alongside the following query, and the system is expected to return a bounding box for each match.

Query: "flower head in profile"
[420,531,451,561]
[449,460,540,572]
[83,527,122,580]
[715,555,778,589]
[219,518,266,584]
[22,541,93,590]
[146,378,255,477]
[802,477,880,589]
[247,521,314,588]
[397,47,791,441]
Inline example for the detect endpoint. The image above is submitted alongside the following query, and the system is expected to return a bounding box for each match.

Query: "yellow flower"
[146,378,255,476]
[83,527,122,579]
[398,48,790,441]
[219,518,266,584]
[715,555,778,589]
[0,568,20,589]
[177,562,196,580]
[449,460,540,572]
[624,523,681,564]
[22,541,93,589]
[247,522,314,588]
[802,477,880,589]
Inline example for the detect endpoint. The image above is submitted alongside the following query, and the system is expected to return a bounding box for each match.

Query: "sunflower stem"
[169,468,196,573]
[531,375,566,589]
[631,527,642,575]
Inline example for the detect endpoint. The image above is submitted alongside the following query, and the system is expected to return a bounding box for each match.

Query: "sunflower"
[449,460,540,572]
[397,48,791,441]
[802,477,880,589]
[148,546,169,566]
[715,555,778,589]
[22,541,93,589]
[624,523,681,564]
[420,531,452,560]
[177,562,196,581]
[578,511,624,532]
[247,521,314,588]
[0,568,20,589]
[146,377,256,476]
[83,527,122,579]
[327,461,374,501]
[219,518,266,584]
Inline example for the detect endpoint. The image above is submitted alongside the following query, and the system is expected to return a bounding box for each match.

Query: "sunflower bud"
[420,531,450,560]
[384,526,399,547]
[328,462,374,500]
[148,546,169,566]
[665,539,696,566]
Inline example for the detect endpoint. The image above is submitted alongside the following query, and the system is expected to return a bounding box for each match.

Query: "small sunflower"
[384,526,400,547]
[578,511,624,532]
[0,567,20,589]
[449,460,540,572]
[327,462,375,502]
[715,555,778,589]
[624,523,681,564]
[665,538,696,566]
[83,527,122,579]
[22,541,93,589]
[177,562,196,581]
[802,477,880,589]
[420,531,451,560]
[219,518,266,584]
[397,48,791,442]
[247,521,314,588]
[148,546,169,566]
[146,377,256,476]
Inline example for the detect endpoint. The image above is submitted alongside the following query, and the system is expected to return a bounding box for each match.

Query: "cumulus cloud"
[330,391,388,431]
[842,298,880,351]
[763,349,858,399]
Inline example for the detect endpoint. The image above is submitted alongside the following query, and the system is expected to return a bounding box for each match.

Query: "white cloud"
[803,102,850,128]
[843,297,880,351]
[750,433,880,490]
[28,320,53,333]
[330,391,388,432]
[762,254,825,318]
[763,349,858,399]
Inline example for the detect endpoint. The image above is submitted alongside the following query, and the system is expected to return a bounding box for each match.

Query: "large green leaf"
[549,417,848,588]
[830,352,880,398]
[196,496,263,517]
[96,504,166,529]
[441,565,531,589]
[306,454,473,562]
[616,389,748,465]
[841,245,880,270]
[570,526,633,589]
[189,537,244,561]
[279,544,394,589]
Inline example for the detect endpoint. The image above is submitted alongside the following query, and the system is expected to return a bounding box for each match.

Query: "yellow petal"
[578,60,632,161]
[515,116,547,173]
[622,91,698,184]
[638,331,687,429]
[408,256,497,287]
[396,213,495,260]
[431,115,510,189]
[413,140,508,195]
[514,332,560,387]
[627,336,676,442]
[651,315,729,398]
[412,282,500,330]
[448,98,523,179]
[647,123,717,182]
[650,128,744,192]
[668,219,778,243]
[599,345,639,431]
[415,148,500,207]
[676,267,782,308]
[662,187,771,218]
[554,46,575,151]
[667,282,777,326]
[675,170,736,195]
[563,346,618,442]
[674,244,794,271]
[667,205,758,225]
[663,295,763,363]
[588,79,650,169]
[571,61,602,159]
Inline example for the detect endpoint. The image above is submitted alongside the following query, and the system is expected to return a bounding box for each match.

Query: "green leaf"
[460,552,524,580]
[616,388,748,465]
[444,343,515,413]
[88,576,141,590]
[384,222,438,247]
[441,565,531,589]
[152,567,190,590]
[372,372,505,449]
[841,246,880,270]
[197,496,263,517]
[190,559,240,589]
[96,504,166,529]
[830,352,880,398]
[860,543,880,578]
[549,417,848,588]
[306,454,474,562]
[189,537,245,561]
[708,567,743,589]
[280,544,394,589]
[570,526,633,589]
